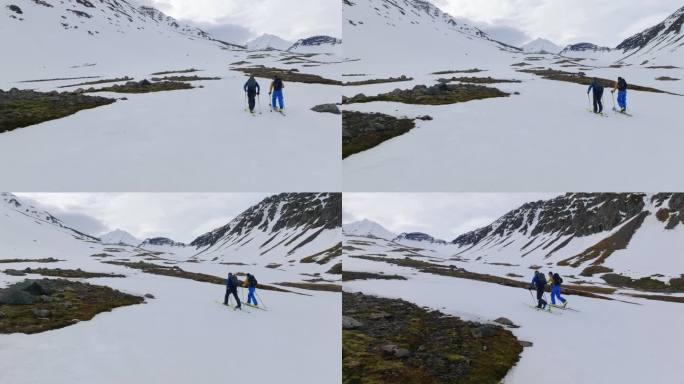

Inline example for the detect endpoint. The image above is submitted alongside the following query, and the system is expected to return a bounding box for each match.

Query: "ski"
[528,304,559,314]
[613,108,633,117]
[242,302,267,311]
[549,304,579,312]
[215,300,250,313]
[587,109,608,117]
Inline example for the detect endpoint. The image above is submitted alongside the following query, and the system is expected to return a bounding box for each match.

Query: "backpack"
[273,78,283,91]
[251,275,258,287]
[553,273,563,285]
[230,274,239,288]
[618,78,627,91]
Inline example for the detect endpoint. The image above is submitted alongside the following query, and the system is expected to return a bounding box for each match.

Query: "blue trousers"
[551,285,566,305]
[247,287,258,305]
[272,90,284,110]
[617,90,627,110]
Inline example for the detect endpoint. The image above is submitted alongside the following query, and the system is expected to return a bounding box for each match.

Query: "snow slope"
[342,0,684,191]
[0,0,342,191]
[0,193,341,383]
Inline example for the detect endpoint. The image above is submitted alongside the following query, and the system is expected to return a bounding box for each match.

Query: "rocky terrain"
[343,292,522,384]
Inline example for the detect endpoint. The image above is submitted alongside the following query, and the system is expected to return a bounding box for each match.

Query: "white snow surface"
[342,0,684,191]
[0,194,341,383]
[0,0,341,191]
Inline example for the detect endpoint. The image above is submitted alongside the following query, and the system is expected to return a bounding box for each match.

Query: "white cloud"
[15,193,271,244]
[436,0,682,46]
[343,193,558,241]
[141,0,341,42]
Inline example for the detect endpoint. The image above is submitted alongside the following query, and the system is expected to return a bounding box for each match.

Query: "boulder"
[519,340,534,348]
[342,315,364,330]
[32,309,51,319]
[0,289,35,305]
[311,103,341,115]
[380,344,410,358]
[493,317,518,328]
[144,293,155,299]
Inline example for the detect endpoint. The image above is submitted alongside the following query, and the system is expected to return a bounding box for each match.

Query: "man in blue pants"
[548,271,567,308]
[246,273,258,306]
[269,75,285,112]
[612,76,628,113]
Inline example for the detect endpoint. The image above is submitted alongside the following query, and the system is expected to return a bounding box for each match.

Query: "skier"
[530,271,548,310]
[243,75,260,114]
[611,76,628,113]
[269,75,285,113]
[548,271,567,308]
[223,272,242,309]
[245,273,258,306]
[587,77,604,114]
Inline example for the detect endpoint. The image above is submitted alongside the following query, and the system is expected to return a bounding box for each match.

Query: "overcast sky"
[433,0,682,47]
[343,193,559,241]
[140,0,341,44]
[16,193,271,243]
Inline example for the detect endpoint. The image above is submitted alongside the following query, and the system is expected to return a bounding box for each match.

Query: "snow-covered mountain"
[617,5,684,65]
[394,232,446,245]
[100,229,141,246]
[246,33,292,51]
[0,193,99,259]
[559,42,613,58]
[452,193,684,279]
[190,193,341,265]
[0,0,236,79]
[288,35,342,54]
[343,0,519,72]
[139,237,186,248]
[521,38,561,54]
[343,219,397,240]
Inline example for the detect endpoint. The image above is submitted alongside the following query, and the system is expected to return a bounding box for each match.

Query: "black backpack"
[618,77,627,91]
[230,274,239,288]
[554,273,563,285]
[273,78,283,90]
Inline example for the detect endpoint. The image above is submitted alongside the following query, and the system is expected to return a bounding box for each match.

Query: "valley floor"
[344,256,684,383]
[342,58,684,191]
[0,254,341,383]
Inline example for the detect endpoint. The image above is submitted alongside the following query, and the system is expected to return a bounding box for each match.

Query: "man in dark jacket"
[530,271,548,309]
[243,76,260,114]
[246,273,258,306]
[587,78,604,114]
[223,272,242,309]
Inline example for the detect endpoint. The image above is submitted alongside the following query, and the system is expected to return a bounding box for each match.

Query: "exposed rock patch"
[232,67,342,85]
[0,279,143,334]
[343,83,509,105]
[342,111,415,158]
[343,292,522,383]
[311,103,341,114]
[0,88,115,133]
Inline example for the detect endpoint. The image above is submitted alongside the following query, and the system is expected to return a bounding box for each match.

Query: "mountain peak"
[343,219,396,240]
[246,33,292,51]
[521,38,561,54]
[100,229,141,246]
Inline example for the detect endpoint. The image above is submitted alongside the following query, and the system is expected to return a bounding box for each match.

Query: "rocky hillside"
[394,232,446,244]
[560,42,612,55]
[452,193,684,277]
[288,35,342,53]
[617,5,684,62]
[139,237,186,248]
[190,193,341,261]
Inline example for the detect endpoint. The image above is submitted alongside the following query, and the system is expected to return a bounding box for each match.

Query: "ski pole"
[255,291,267,309]
[528,289,536,304]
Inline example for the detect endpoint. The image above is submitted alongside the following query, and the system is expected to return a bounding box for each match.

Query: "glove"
[269,92,272,96]
[611,90,615,94]
[257,92,260,95]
